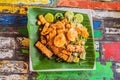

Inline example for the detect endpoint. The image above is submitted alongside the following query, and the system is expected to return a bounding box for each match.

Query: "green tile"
[94,30,102,38]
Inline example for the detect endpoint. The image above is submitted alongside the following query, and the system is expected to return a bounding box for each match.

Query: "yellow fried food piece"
[22,38,29,47]
[49,29,56,39]
[76,26,89,38]
[57,29,64,34]
[81,27,89,38]
[61,18,68,25]
[66,23,71,29]
[67,28,78,41]
[73,56,79,62]
[61,50,72,56]
[54,21,65,29]
[48,42,68,61]
[37,20,41,26]
[41,23,50,35]
[40,36,46,45]
[58,53,69,61]
[54,33,66,47]
[67,44,84,53]
[38,15,47,25]
[35,41,53,58]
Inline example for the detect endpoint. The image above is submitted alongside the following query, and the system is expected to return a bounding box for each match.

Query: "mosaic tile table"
[0,0,120,80]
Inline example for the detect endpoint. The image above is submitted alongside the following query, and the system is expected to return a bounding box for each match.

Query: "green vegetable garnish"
[55,13,64,21]
[78,36,83,40]
[65,11,74,21]
[73,14,84,24]
[45,13,54,22]
[85,46,88,49]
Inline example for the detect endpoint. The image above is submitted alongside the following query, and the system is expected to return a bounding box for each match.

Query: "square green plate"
[27,8,95,72]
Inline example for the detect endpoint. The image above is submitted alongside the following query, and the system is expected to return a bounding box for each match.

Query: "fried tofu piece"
[67,55,74,62]
[55,21,65,30]
[61,18,68,25]
[48,43,68,61]
[22,38,29,47]
[37,20,41,26]
[75,26,89,38]
[67,44,85,53]
[35,41,53,58]
[41,23,50,35]
[38,15,47,25]
[48,42,59,55]
[40,36,46,45]
[49,29,56,39]
[57,53,69,61]
[61,50,72,56]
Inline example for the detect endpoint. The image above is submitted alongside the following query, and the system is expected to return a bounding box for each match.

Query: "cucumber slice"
[73,14,84,23]
[55,13,64,21]
[65,11,74,21]
[44,13,54,23]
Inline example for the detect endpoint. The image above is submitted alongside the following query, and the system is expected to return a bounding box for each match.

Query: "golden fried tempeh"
[41,23,50,35]
[48,42,68,61]
[58,53,69,61]
[38,15,47,25]
[35,41,53,58]
[40,36,46,45]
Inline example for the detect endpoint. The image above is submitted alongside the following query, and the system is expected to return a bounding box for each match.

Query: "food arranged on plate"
[35,11,89,63]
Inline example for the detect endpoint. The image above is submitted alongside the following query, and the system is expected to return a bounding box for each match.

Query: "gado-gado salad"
[35,11,89,63]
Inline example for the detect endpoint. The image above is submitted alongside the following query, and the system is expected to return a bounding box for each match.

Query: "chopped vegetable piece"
[73,53,78,57]
[73,56,79,62]
[80,52,86,60]
[55,13,64,21]
[65,11,74,21]
[73,14,84,23]
[22,49,29,54]
[45,13,54,23]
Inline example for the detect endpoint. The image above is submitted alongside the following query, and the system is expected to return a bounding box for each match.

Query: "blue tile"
[93,21,102,29]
